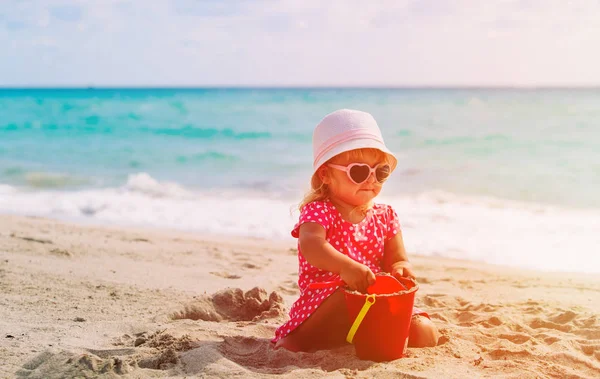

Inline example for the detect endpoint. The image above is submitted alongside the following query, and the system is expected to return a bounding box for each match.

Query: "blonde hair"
[298,148,395,212]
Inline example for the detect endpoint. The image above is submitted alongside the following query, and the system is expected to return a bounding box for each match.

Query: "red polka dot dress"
[272,200,427,343]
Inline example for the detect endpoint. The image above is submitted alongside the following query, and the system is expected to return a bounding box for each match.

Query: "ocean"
[1,88,599,273]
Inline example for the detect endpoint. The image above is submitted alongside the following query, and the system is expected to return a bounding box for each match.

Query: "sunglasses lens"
[375,165,391,182]
[349,164,370,183]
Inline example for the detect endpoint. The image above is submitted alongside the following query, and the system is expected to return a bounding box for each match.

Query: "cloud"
[171,0,253,17]
[49,5,83,22]
[0,0,599,86]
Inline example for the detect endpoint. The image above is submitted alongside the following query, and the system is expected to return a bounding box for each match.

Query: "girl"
[273,109,439,352]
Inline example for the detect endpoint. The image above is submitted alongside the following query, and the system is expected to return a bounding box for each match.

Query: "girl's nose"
[366,171,377,184]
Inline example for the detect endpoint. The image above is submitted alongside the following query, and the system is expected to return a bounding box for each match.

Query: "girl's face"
[320,149,389,207]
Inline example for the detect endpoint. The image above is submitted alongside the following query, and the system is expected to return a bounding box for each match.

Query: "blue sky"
[1,0,599,87]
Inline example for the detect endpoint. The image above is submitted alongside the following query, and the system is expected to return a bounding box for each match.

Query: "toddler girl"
[273,109,439,352]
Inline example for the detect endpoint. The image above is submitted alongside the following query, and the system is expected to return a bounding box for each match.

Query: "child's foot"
[408,315,439,347]
[273,337,302,352]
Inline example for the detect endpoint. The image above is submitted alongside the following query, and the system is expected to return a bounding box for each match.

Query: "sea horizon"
[3,85,600,90]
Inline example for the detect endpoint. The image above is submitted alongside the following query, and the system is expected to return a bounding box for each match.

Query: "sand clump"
[16,350,130,379]
[137,331,196,370]
[15,331,195,378]
[171,287,285,322]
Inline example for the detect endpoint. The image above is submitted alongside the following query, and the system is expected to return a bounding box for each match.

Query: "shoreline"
[2,208,598,278]
[1,213,599,378]
[3,183,600,275]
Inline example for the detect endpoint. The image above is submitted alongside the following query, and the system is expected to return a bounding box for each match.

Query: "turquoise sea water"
[1,88,599,207]
[1,88,599,273]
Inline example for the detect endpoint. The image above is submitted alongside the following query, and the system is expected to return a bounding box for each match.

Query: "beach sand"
[1,213,599,379]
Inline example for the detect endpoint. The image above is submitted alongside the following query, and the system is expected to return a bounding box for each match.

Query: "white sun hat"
[312,109,397,173]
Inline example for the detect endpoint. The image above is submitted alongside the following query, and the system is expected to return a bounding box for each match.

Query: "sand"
[1,213,599,379]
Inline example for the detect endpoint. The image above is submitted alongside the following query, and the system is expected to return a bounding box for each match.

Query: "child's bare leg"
[408,315,439,347]
[274,289,350,352]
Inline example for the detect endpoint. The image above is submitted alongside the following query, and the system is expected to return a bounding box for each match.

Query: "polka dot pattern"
[273,200,403,342]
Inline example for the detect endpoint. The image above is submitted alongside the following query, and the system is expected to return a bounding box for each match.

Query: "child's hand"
[340,261,376,293]
[389,261,416,280]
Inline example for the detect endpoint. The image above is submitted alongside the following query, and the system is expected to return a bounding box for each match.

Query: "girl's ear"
[317,166,331,184]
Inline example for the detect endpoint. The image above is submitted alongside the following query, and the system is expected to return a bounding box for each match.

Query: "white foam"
[124,172,192,198]
[381,191,600,274]
[0,184,17,195]
[1,176,599,274]
[0,177,297,239]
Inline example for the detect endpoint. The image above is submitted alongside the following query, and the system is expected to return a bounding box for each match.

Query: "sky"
[1,0,599,87]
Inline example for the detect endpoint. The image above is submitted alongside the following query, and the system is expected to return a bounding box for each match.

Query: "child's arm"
[383,230,416,279]
[299,223,376,292]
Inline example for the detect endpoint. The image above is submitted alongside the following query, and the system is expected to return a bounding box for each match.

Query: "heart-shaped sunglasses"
[327,163,391,185]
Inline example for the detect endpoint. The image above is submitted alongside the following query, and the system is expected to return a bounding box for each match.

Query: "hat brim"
[313,138,397,174]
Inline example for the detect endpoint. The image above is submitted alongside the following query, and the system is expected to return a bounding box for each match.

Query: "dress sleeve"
[384,205,402,241]
[291,201,332,238]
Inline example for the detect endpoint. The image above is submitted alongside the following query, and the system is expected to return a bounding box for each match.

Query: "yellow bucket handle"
[346,294,376,344]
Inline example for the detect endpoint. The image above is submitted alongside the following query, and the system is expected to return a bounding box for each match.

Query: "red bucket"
[343,274,418,361]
